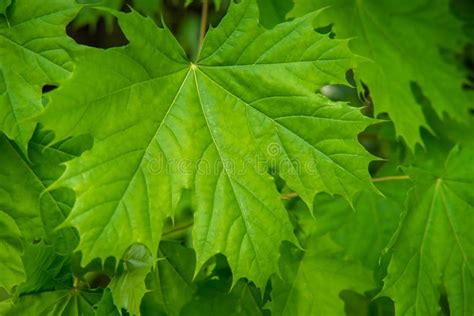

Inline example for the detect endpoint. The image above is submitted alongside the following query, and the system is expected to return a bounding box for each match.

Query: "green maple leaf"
[382,145,474,315]
[0,133,55,242]
[142,241,197,316]
[16,242,71,295]
[108,244,154,316]
[291,0,472,149]
[0,131,90,251]
[256,0,293,28]
[3,289,101,315]
[0,0,83,152]
[131,0,162,18]
[72,0,123,34]
[40,0,375,289]
[1,241,115,315]
[0,210,25,293]
[143,241,266,315]
[72,0,163,34]
[270,235,375,315]
[179,252,267,316]
[2,241,100,315]
[309,170,411,271]
[180,280,265,316]
[94,289,121,316]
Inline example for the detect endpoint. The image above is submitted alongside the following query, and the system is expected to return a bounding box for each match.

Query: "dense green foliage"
[0,0,472,315]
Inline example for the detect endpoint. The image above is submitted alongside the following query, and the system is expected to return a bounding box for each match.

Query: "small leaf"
[109,244,153,316]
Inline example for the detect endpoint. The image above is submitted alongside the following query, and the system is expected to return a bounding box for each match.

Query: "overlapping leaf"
[141,241,197,316]
[40,0,375,289]
[271,236,375,315]
[95,289,121,316]
[72,0,123,34]
[382,145,474,315]
[3,289,101,315]
[1,241,98,315]
[291,0,472,149]
[310,171,411,271]
[16,242,72,295]
[180,280,265,316]
[109,244,153,316]
[256,0,293,28]
[0,210,25,293]
[73,0,223,34]
[0,131,90,251]
[0,0,11,17]
[0,130,87,299]
[0,0,82,151]
[142,241,266,315]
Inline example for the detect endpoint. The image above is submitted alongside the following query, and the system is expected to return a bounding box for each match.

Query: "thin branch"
[371,175,410,183]
[198,0,209,53]
[281,192,299,200]
[162,221,194,237]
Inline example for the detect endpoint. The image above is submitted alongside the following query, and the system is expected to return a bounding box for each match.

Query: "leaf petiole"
[198,0,209,54]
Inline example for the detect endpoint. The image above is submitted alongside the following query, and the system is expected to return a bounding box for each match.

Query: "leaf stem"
[198,0,209,53]
[281,192,299,200]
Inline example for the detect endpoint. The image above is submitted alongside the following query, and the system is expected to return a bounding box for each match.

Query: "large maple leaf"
[382,145,474,315]
[0,0,82,152]
[291,0,472,149]
[40,0,375,288]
